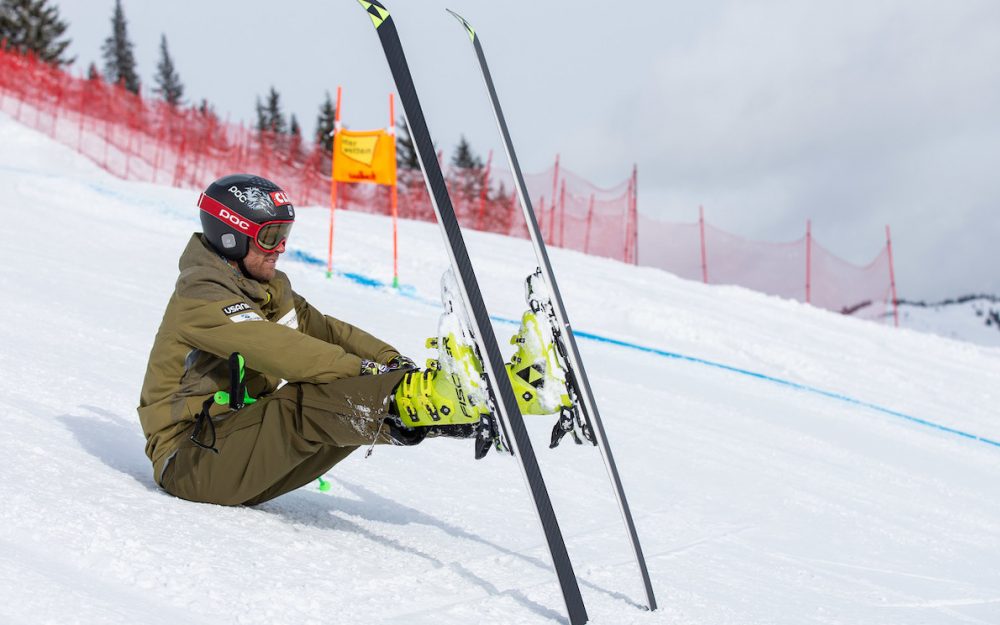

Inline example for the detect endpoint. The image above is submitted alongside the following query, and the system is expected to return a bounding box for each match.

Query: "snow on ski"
[353,2,589,624]
[446,8,658,612]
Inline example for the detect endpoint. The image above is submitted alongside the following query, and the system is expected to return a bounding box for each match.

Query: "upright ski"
[354,2,588,624]
[447,9,657,612]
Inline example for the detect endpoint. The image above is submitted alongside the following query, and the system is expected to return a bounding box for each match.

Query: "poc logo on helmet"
[228,185,249,204]
[218,208,251,232]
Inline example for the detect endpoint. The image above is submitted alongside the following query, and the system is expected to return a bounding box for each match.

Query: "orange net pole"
[886,225,899,327]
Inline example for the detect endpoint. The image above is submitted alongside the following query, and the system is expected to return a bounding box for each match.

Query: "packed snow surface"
[2,113,999,625]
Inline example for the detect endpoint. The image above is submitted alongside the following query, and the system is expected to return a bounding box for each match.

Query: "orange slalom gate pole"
[390,93,399,288]
[327,86,342,278]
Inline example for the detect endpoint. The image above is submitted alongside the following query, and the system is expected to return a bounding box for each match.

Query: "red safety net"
[0,46,636,261]
[1,46,895,322]
[332,160,638,264]
[638,213,897,321]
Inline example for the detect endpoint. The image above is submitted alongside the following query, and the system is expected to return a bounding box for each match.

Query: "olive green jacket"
[138,234,399,469]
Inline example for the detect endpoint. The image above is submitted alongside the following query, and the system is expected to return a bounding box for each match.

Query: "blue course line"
[291,249,1000,450]
[570,330,1000,449]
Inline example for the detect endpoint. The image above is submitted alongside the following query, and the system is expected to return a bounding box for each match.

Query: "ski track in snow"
[2,112,1000,625]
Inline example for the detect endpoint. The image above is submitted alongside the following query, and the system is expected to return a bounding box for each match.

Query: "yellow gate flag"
[332,129,397,186]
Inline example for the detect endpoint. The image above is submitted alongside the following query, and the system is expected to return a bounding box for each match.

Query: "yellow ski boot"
[506,310,573,415]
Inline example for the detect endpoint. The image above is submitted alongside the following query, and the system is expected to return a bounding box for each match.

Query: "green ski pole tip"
[317,477,331,492]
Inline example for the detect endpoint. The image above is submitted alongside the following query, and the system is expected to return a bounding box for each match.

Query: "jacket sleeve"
[294,292,401,364]
[175,293,364,383]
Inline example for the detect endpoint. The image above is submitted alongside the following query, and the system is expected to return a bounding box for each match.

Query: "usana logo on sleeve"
[222,302,252,316]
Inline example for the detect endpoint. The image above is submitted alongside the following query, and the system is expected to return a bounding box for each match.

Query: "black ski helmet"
[198,173,295,260]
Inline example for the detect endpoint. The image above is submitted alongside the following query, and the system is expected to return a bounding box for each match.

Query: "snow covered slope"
[2,112,999,625]
[897,297,1000,348]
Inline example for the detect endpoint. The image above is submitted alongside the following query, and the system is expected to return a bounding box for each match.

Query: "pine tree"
[396,115,419,170]
[451,135,483,169]
[153,34,183,106]
[86,61,99,81]
[314,91,336,153]
[257,86,286,134]
[100,0,139,94]
[0,0,74,66]
[266,87,287,134]
[449,135,484,204]
[488,181,513,231]
[198,98,216,119]
[255,96,266,133]
[289,113,303,158]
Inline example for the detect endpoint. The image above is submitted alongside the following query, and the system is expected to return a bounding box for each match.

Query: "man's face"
[242,239,285,282]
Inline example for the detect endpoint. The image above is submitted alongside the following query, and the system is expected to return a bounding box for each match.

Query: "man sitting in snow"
[138,173,565,506]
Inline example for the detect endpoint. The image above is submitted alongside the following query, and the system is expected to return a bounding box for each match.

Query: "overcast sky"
[56,0,1000,300]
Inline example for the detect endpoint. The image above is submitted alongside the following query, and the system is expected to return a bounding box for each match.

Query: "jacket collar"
[179,233,271,305]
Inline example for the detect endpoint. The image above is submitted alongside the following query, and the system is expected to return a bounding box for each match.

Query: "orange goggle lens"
[256,222,293,250]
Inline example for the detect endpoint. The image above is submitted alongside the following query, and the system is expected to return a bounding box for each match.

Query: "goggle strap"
[198,193,262,239]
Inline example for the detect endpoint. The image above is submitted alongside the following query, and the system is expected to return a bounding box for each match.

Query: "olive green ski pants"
[159,371,408,506]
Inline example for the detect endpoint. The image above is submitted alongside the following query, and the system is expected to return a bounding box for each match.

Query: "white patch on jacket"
[275,308,298,330]
[229,312,263,323]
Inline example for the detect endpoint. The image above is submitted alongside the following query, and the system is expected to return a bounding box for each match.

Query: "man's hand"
[361,355,417,376]
[360,359,389,376]
[385,355,417,372]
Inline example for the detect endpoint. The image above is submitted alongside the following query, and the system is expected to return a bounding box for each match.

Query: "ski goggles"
[198,193,293,252]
